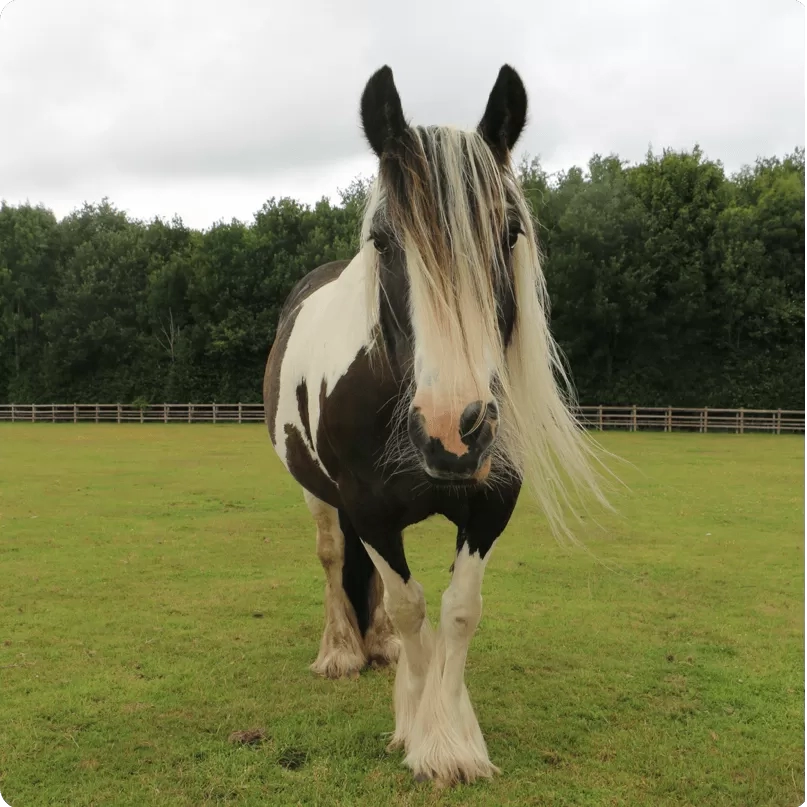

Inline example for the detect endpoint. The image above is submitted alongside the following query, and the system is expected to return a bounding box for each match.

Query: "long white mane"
[360,124,610,537]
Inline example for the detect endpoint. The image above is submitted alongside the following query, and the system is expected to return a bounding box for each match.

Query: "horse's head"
[359,65,529,485]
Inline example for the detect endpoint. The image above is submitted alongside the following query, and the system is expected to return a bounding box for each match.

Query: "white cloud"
[0,0,803,228]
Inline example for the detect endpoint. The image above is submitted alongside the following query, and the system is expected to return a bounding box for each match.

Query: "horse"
[262,64,605,786]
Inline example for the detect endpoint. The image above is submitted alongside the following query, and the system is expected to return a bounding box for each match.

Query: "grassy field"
[0,425,803,806]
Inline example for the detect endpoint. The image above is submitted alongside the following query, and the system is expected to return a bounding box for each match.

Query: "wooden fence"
[0,403,265,424]
[574,405,803,434]
[0,403,803,434]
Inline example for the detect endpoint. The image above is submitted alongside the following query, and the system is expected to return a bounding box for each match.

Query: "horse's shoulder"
[279,260,351,322]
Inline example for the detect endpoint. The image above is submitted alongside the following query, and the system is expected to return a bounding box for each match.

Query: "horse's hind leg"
[364,570,401,668]
[303,490,367,679]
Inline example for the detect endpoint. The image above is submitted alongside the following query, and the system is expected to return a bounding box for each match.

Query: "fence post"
[739,408,745,435]
[140,407,144,424]
[163,404,168,424]
[704,407,709,434]
[598,404,603,431]
[188,403,193,424]
[32,405,37,423]
[238,402,243,424]
[631,404,637,432]
[11,403,15,423]
[73,403,77,424]
[213,403,218,424]
[116,403,121,424]
[666,406,672,433]
[52,404,56,423]
[776,409,782,435]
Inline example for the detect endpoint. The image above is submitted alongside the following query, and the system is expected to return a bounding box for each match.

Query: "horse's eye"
[372,232,390,255]
[507,226,522,250]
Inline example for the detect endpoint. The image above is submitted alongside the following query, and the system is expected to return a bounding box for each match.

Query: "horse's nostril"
[459,401,484,438]
[459,401,498,446]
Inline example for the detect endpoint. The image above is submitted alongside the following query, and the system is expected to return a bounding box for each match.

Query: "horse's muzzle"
[407,400,498,482]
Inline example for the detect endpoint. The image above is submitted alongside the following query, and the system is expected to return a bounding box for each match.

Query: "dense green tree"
[0,202,60,402]
[535,156,648,402]
[0,148,802,408]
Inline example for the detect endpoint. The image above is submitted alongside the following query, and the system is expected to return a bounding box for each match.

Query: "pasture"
[0,425,802,806]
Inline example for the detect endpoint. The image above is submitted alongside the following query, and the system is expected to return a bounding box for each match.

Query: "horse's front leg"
[355,530,434,752]
[405,490,519,787]
[401,534,497,785]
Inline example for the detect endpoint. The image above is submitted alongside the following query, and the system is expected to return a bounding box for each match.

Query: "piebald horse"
[263,64,603,786]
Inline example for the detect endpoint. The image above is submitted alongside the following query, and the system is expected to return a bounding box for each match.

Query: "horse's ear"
[478,65,528,161]
[360,66,408,158]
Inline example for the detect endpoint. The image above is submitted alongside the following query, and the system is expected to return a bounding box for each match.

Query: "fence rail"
[0,403,803,433]
[574,405,804,434]
[0,403,266,424]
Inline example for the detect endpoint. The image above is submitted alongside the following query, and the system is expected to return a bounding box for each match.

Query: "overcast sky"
[1,0,803,230]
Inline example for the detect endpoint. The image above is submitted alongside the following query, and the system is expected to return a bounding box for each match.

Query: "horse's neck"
[291,252,378,394]
[331,250,374,328]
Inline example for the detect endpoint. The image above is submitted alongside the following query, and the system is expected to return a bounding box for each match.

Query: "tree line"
[0,146,803,409]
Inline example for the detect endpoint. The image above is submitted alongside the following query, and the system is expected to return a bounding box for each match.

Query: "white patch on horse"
[273,250,376,473]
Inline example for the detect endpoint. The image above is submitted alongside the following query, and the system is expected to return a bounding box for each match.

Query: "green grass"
[0,426,803,806]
